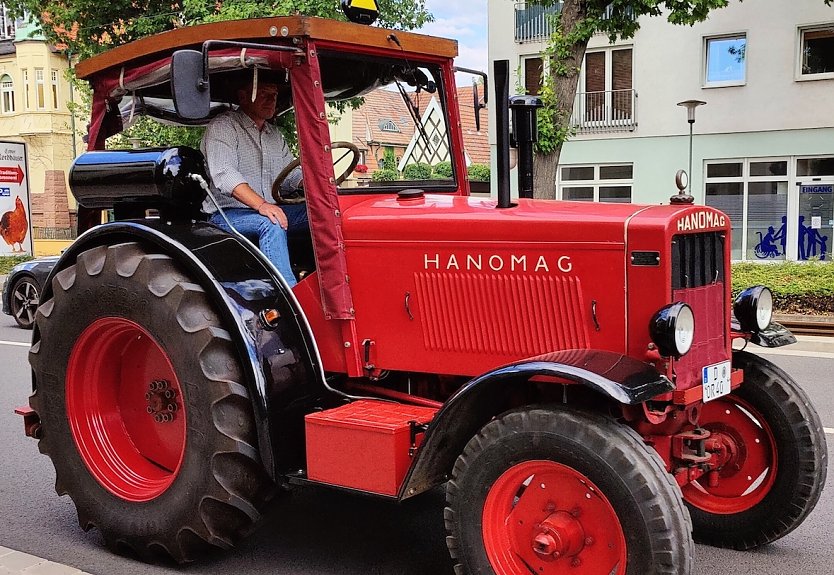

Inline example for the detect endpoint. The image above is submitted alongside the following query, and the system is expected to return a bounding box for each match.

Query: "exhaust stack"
[510,95,543,199]
[494,60,512,209]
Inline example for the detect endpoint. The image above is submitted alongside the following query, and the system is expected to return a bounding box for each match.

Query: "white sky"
[417,0,489,80]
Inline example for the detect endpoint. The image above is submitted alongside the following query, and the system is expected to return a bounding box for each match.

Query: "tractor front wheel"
[682,350,827,549]
[29,242,274,563]
[445,407,694,575]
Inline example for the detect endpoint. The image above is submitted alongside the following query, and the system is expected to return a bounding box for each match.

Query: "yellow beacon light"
[341,0,379,25]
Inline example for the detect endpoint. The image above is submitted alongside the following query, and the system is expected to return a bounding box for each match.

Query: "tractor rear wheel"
[445,407,694,575]
[29,242,274,563]
[682,351,827,549]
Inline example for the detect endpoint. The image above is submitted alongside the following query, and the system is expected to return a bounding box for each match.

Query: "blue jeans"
[210,205,309,287]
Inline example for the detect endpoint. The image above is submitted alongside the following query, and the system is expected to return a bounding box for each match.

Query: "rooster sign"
[0,142,32,255]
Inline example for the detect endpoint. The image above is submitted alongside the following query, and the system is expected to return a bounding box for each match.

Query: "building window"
[522,56,543,95]
[22,69,29,109]
[704,34,747,86]
[0,75,14,113]
[799,26,834,77]
[705,159,789,261]
[35,68,45,109]
[559,163,633,203]
[573,47,634,132]
[51,69,59,108]
[0,6,16,39]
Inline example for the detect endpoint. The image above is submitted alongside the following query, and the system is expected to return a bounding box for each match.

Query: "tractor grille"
[671,232,725,289]
[671,232,728,390]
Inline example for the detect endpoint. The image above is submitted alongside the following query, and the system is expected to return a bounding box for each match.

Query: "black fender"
[35,220,331,480]
[750,322,797,348]
[399,349,673,499]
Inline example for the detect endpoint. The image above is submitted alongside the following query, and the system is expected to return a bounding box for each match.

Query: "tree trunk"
[533,0,590,200]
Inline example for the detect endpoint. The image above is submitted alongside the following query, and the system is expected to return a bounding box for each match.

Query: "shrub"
[371,168,400,182]
[732,261,834,315]
[431,161,454,179]
[467,163,491,182]
[403,162,433,180]
[0,255,33,275]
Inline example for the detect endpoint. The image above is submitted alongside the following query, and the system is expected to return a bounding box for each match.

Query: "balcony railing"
[514,2,562,43]
[514,2,634,42]
[570,89,637,134]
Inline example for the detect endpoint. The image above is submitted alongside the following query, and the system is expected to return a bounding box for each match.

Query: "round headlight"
[734,286,773,332]
[649,302,695,358]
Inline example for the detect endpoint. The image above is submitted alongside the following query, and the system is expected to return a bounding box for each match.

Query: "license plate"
[702,361,732,403]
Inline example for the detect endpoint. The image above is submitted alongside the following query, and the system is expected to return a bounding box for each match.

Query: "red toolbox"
[305,400,438,496]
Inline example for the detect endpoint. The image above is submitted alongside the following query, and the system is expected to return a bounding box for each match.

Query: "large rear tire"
[682,351,827,549]
[445,407,694,575]
[29,242,274,563]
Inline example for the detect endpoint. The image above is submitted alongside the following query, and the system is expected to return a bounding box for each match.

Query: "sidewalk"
[0,547,91,575]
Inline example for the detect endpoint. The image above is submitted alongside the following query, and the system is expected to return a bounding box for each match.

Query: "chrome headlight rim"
[649,302,695,358]
[734,285,773,332]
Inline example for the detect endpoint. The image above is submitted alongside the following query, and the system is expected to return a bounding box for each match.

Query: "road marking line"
[0,339,30,348]
[753,348,834,360]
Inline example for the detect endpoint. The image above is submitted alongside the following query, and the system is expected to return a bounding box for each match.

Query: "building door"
[797,179,834,261]
[795,157,834,261]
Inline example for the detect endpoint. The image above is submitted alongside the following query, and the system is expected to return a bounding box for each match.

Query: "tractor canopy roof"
[77,16,458,150]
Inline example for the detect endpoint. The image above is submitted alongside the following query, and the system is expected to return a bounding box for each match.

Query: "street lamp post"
[676,99,706,198]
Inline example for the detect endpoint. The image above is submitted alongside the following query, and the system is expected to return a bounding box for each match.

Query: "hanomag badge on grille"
[702,360,732,402]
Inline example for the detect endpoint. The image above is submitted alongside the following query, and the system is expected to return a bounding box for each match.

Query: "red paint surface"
[482,460,626,574]
[65,317,186,502]
[305,400,437,496]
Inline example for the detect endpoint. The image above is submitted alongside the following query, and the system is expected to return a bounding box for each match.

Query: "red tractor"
[17,8,826,575]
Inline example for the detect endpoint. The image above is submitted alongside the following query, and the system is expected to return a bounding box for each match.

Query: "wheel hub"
[145,379,179,423]
[483,460,626,574]
[531,511,586,560]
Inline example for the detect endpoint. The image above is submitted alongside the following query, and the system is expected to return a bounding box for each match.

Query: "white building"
[488,0,834,261]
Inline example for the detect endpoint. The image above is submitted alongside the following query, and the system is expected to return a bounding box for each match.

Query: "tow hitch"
[15,406,41,438]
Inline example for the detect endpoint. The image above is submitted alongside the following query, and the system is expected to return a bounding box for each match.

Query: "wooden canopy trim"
[76,16,458,80]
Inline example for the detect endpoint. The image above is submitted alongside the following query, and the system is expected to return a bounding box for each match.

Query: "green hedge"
[0,255,33,275]
[403,162,433,180]
[732,261,834,314]
[432,161,453,179]
[467,163,491,182]
[371,168,400,182]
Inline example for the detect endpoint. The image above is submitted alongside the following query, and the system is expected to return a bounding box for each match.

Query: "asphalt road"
[0,313,832,575]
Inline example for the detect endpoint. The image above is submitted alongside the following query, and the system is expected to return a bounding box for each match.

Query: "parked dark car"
[2,256,58,329]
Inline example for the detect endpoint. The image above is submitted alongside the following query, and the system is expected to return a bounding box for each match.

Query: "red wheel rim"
[66,317,186,502]
[482,460,626,574]
[682,395,777,514]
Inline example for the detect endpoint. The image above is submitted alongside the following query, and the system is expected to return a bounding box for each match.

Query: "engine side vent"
[414,272,590,357]
[671,232,725,289]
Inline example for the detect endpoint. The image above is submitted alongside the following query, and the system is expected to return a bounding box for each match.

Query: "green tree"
[9,0,433,59]
[525,0,832,199]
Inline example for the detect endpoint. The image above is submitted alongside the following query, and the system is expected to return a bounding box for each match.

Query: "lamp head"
[677,99,706,123]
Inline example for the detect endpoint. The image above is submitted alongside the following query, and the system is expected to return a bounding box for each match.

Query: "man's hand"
[258,202,288,229]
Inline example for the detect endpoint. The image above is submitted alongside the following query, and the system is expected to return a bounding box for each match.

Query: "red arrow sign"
[0,165,24,184]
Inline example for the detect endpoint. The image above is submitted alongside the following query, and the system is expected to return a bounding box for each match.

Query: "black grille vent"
[671,232,725,289]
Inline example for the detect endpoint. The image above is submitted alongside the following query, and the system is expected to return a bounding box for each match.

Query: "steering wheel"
[271,141,361,204]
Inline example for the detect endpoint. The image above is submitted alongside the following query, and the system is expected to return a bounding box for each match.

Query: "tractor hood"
[340,194,729,244]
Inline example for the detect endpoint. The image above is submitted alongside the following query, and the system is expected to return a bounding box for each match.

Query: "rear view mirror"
[171,49,210,120]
